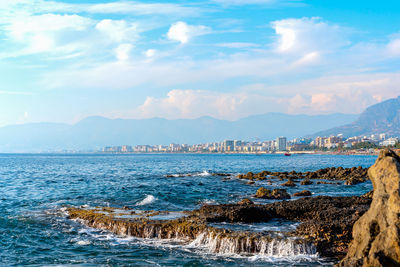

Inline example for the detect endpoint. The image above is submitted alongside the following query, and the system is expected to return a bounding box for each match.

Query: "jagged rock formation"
[338,149,400,266]
[68,194,371,259]
[237,166,368,185]
[67,207,314,256]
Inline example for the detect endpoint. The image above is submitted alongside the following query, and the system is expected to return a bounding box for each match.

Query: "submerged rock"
[254,187,291,199]
[300,179,313,185]
[339,149,400,267]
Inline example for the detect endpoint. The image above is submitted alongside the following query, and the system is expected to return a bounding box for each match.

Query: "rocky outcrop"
[281,179,296,187]
[67,206,315,256]
[254,187,291,199]
[293,190,312,197]
[68,194,371,259]
[338,149,400,267]
[237,166,368,185]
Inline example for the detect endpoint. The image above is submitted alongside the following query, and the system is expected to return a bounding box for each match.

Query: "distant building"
[275,137,287,151]
[324,136,342,149]
[380,137,398,146]
[233,140,242,151]
[121,145,133,153]
[223,140,234,151]
[314,137,327,148]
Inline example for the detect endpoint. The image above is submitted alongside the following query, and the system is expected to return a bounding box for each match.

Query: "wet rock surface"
[68,194,371,259]
[339,149,400,267]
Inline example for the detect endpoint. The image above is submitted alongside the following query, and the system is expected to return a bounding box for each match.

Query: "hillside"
[314,96,400,138]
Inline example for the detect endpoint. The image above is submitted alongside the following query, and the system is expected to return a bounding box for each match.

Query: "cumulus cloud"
[271,17,346,55]
[131,89,280,120]
[2,13,93,56]
[115,43,133,61]
[167,21,211,44]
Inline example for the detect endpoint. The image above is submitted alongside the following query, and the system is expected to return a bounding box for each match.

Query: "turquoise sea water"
[0,153,376,266]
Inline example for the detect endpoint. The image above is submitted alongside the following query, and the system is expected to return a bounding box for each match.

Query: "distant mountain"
[314,96,400,138]
[0,113,358,152]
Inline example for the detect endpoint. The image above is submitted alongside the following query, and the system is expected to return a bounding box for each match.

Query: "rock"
[255,187,269,198]
[301,179,313,185]
[339,149,400,267]
[362,190,373,199]
[293,190,312,197]
[237,198,254,205]
[236,166,368,184]
[254,187,291,199]
[194,195,371,257]
[247,181,255,185]
[281,179,296,187]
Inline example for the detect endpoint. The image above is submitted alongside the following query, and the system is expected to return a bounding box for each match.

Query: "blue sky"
[0,0,400,126]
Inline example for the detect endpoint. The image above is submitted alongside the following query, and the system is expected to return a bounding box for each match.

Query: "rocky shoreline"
[68,194,372,260]
[67,149,400,266]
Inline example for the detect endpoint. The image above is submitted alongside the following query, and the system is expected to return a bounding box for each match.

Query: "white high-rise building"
[276,137,287,151]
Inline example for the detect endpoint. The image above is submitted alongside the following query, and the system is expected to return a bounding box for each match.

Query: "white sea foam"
[198,170,211,176]
[136,195,157,206]
[76,240,91,246]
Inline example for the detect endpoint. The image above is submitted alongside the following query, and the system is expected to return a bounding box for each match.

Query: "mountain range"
[0,113,357,152]
[314,96,400,138]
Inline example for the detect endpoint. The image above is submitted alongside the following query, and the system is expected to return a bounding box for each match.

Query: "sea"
[0,153,377,266]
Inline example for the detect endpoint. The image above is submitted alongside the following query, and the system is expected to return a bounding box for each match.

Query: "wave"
[136,195,157,206]
[165,170,212,178]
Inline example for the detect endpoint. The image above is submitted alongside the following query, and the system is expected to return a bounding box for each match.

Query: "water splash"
[190,231,317,257]
[136,195,157,206]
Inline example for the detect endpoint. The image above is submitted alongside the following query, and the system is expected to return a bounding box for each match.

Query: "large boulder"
[254,187,291,199]
[338,149,400,267]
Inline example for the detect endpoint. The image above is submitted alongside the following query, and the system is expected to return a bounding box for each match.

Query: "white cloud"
[3,13,93,56]
[95,19,139,43]
[291,51,320,66]
[211,0,279,5]
[145,49,156,57]
[387,38,400,56]
[115,43,133,61]
[271,17,346,55]
[7,13,92,41]
[0,0,201,17]
[167,21,211,44]
[131,89,279,120]
[216,42,259,48]
[87,2,200,16]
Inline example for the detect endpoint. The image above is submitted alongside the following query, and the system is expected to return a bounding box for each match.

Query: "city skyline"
[0,0,400,126]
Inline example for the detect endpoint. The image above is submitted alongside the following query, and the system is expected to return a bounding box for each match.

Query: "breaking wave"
[136,195,157,206]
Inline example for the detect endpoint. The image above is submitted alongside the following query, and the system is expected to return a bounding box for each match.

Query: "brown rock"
[254,187,291,199]
[300,179,313,185]
[293,190,312,197]
[338,149,400,267]
[281,179,296,187]
[237,198,254,205]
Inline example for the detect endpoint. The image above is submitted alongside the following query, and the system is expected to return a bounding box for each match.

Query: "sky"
[0,0,400,126]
